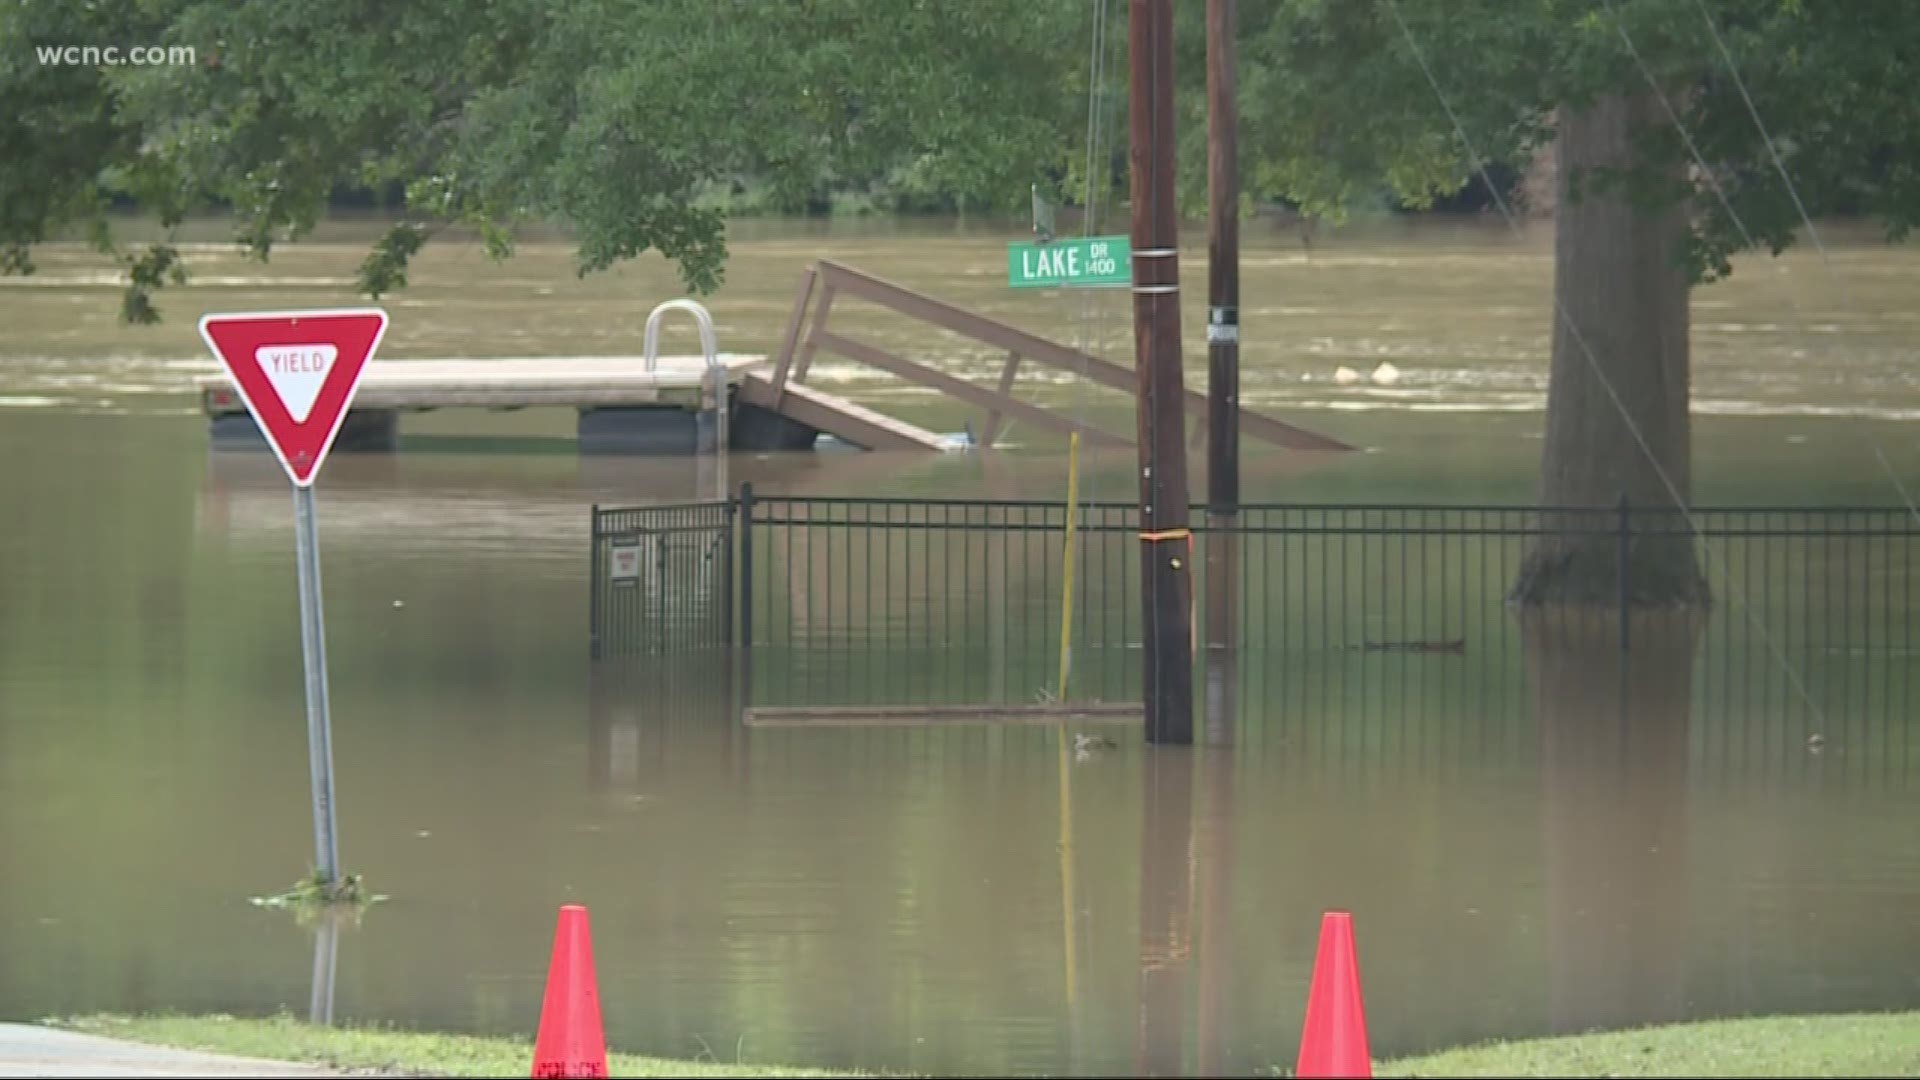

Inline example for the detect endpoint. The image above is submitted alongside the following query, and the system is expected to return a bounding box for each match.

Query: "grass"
[1379,1011,1920,1077]
[56,1011,1920,1077]
[58,1015,865,1078]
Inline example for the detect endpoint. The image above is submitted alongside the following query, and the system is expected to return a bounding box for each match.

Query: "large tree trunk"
[1511,93,1709,608]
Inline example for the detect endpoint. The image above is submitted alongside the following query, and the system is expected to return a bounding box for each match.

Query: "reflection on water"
[310,915,342,1027]
[556,635,1920,1075]
[1134,748,1194,1077]
[1529,613,1699,1035]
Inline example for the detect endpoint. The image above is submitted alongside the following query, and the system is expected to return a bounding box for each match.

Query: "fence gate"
[591,500,734,658]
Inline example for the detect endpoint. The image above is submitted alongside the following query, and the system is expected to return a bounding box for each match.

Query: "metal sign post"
[292,484,341,884]
[200,308,388,890]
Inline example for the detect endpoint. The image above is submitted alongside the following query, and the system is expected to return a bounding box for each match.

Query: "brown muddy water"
[2,216,1920,1075]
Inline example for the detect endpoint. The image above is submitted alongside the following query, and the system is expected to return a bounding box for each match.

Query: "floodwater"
[3,216,1920,1076]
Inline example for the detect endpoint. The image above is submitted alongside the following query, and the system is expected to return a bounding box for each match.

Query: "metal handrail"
[643,299,720,374]
[643,299,728,499]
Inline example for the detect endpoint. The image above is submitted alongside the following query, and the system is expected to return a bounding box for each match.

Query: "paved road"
[0,1024,340,1078]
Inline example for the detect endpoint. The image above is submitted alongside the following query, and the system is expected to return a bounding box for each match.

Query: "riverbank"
[50,1011,1920,1077]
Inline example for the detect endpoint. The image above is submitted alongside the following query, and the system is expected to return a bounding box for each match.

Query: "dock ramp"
[735,371,951,451]
[758,260,1354,454]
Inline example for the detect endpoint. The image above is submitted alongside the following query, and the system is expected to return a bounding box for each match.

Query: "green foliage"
[249,871,387,917]
[1217,0,1920,282]
[357,223,427,300]
[0,0,1086,320]
[118,244,187,325]
[0,0,162,282]
[3,0,1914,317]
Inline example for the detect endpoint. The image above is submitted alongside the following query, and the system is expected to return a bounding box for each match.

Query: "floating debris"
[251,871,387,914]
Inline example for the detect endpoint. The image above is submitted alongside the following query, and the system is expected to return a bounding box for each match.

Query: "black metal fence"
[589,500,734,658]
[592,493,1920,757]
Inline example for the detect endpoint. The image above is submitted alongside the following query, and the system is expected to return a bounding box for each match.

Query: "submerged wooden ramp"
[735,371,949,451]
[763,259,1356,453]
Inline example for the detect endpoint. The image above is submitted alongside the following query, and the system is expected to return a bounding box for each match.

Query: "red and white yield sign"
[199,308,389,486]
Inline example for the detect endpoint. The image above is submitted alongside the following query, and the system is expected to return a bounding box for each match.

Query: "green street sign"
[1007,235,1131,289]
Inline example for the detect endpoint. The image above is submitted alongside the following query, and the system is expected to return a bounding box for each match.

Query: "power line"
[1609,0,1919,519]
[1682,0,1920,522]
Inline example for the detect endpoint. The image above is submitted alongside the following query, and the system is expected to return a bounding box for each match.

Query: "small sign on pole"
[199,308,388,890]
[1007,235,1132,289]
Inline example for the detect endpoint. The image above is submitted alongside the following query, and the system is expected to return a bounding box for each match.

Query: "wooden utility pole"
[1199,7,1241,1033]
[1205,0,1240,518]
[1203,0,1243,667]
[1128,0,1194,746]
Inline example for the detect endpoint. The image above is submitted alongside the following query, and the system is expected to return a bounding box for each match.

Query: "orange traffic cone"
[532,905,608,1079]
[1295,910,1373,1079]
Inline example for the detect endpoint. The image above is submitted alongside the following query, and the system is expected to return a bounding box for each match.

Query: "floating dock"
[196,354,952,455]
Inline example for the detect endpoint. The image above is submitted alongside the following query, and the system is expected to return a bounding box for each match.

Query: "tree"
[10,3,1917,606]
[0,0,1084,318]
[0,1,180,321]
[1224,0,1920,606]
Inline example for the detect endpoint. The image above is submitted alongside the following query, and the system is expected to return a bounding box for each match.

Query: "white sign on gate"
[610,539,641,584]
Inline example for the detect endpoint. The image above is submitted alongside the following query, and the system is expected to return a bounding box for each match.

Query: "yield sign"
[199,308,389,486]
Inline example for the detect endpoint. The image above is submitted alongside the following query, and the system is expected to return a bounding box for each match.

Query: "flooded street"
[3,218,1920,1075]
